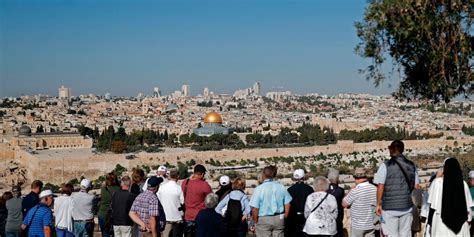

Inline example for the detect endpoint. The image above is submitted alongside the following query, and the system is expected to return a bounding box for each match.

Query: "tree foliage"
[356,0,474,102]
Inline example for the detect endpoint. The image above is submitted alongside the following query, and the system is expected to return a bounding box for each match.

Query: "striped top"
[343,181,377,230]
[22,203,53,237]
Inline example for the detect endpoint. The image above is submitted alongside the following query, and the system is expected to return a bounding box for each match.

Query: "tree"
[111,140,127,153]
[36,125,44,133]
[356,0,474,103]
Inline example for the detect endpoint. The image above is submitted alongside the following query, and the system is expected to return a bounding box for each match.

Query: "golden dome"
[204,112,223,124]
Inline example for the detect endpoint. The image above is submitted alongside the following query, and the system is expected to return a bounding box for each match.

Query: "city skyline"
[0,0,403,98]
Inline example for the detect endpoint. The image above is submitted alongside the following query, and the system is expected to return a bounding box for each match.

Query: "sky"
[0,0,402,97]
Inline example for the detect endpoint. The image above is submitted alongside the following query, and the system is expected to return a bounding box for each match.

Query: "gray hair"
[314,176,330,192]
[121,176,131,187]
[327,168,339,184]
[204,193,219,209]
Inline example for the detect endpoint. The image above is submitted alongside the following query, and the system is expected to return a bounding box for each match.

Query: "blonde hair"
[232,178,246,190]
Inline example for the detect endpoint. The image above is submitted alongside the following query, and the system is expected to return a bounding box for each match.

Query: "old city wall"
[1,137,472,184]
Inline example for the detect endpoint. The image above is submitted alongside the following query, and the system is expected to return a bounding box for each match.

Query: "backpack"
[157,200,166,232]
[224,192,244,228]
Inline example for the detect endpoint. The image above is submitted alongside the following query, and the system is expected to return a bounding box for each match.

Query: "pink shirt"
[181,178,212,221]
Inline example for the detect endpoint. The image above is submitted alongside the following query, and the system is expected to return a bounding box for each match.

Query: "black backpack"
[224,192,245,228]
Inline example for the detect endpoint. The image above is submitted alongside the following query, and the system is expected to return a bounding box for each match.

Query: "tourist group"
[1,140,473,237]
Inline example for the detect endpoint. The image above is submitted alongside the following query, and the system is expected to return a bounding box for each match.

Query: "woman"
[215,178,251,237]
[130,168,145,196]
[54,183,74,237]
[426,157,472,237]
[98,172,120,237]
[196,193,224,237]
[5,186,22,237]
[1,192,14,237]
[303,176,338,237]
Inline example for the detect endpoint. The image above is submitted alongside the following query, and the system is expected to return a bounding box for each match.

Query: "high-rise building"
[253,82,261,95]
[58,86,71,101]
[203,87,209,97]
[104,93,111,100]
[153,87,161,97]
[181,84,190,97]
[137,93,144,101]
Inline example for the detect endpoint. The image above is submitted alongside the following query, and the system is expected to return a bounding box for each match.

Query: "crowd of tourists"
[0,140,473,237]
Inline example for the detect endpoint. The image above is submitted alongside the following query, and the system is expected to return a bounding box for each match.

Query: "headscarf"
[441,157,467,234]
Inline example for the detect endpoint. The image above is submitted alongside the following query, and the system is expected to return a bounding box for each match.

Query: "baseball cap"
[469,170,474,179]
[147,176,164,188]
[194,164,207,174]
[293,169,305,180]
[158,166,167,172]
[39,190,57,199]
[219,175,230,186]
[80,179,92,189]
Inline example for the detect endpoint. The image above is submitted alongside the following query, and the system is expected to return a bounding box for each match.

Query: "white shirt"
[54,194,74,232]
[343,181,377,230]
[157,180,184,222]
[303,191,338,236]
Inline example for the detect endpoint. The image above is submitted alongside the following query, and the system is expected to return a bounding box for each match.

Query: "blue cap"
[147,176,164,188]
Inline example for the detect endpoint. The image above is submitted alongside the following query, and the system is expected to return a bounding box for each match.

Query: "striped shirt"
[22,204,53,237]
[343,181,377,230]
[130,190,159,226]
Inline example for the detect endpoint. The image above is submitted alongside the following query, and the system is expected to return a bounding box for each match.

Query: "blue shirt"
[215,190,251,215]
[22,204,53,237]
[249,179,292,216]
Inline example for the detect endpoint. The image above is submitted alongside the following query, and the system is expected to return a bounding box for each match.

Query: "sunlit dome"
[204,112,223,124]
[18,125,32,136]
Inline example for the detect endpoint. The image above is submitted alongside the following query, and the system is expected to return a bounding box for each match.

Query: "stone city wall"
[0,137,472,184]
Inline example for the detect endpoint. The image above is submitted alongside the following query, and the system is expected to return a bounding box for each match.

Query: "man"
[142,166,168,192]
[72,179,96,237]
[21,180,43,217]
[374,140,418,237]
[130,176,163,237]
[342,168,377,237]
[285,169,313,237]
[21,190,56,237]
[111,176,137,237]
[250,166,292,237]
[158,169,184,237]
[469,170,474,236]
[6,186,23,237]
[181,164,212,237]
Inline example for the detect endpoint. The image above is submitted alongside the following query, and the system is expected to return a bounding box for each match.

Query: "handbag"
[310,193,329,214]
